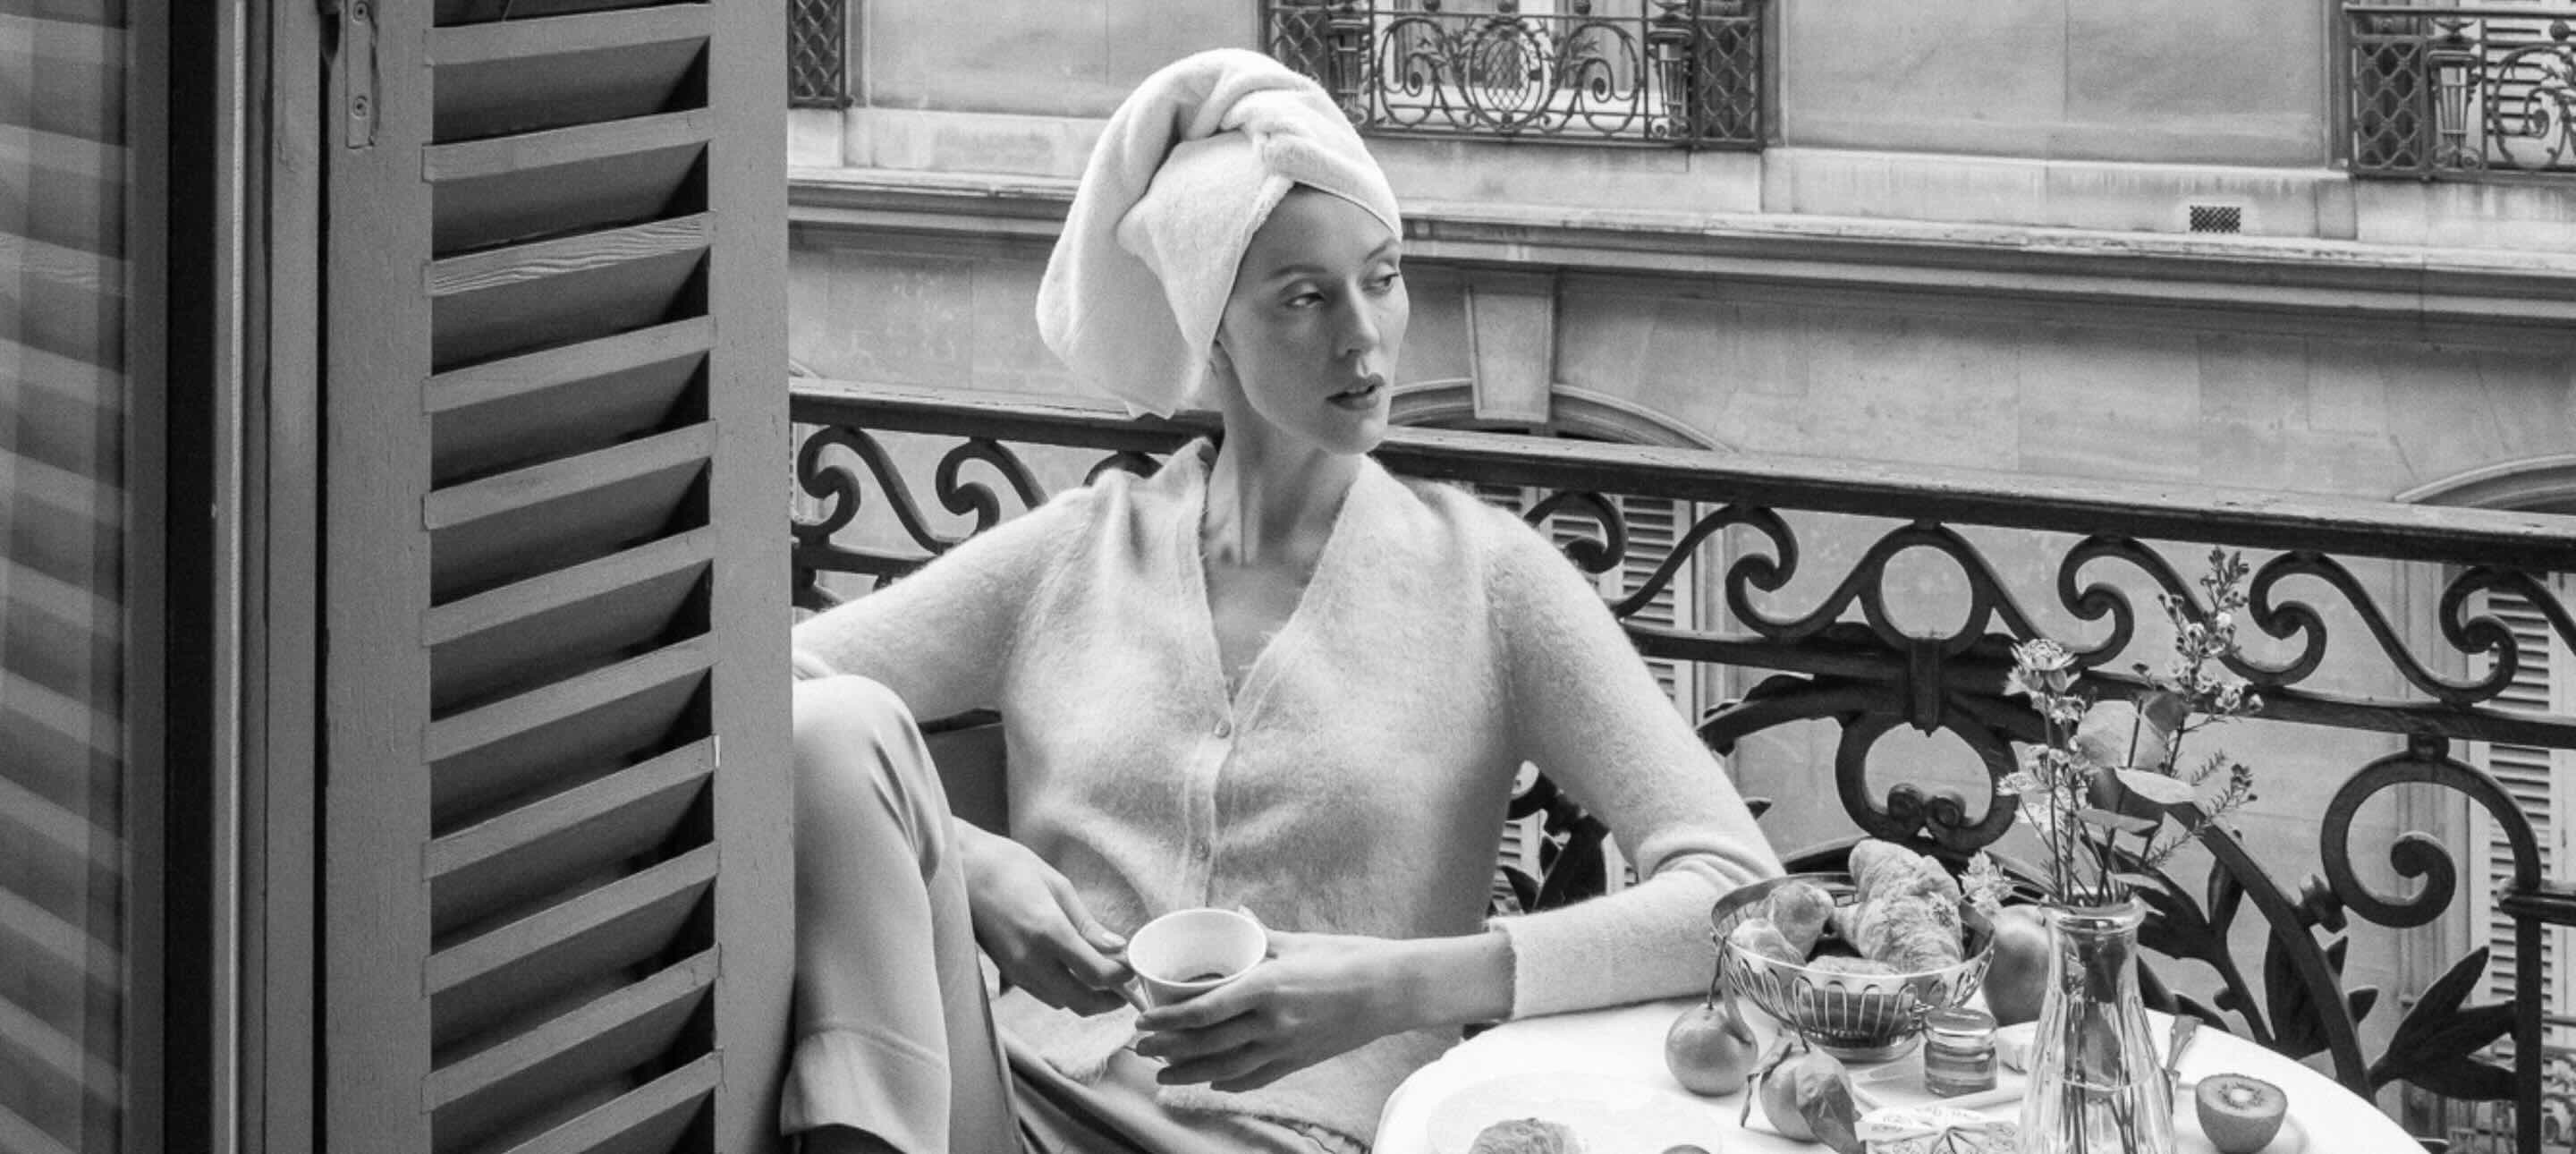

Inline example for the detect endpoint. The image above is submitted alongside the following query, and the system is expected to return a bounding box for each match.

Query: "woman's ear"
[1205,342,1241,397]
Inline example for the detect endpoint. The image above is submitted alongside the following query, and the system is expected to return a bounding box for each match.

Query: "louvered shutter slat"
[427,951,718,1143]
[427,845,720,1050]
[497,1056,724,1154]
[326,4,785,1151]
[2477,592,2564,1010]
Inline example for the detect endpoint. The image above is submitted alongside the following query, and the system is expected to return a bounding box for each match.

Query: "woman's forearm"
[1390,929,1515,1031]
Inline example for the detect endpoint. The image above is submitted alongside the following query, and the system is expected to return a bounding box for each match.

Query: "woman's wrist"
[1389,930,1514,1032]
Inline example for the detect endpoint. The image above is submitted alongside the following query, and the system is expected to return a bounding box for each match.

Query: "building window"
[2470,581,2573,1032]
[1262,0,1764,148]
[791,0,852,108]
[2343,1,2576,177]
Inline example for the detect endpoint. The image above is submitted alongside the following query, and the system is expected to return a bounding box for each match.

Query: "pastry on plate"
[1467,1117,1587,1154]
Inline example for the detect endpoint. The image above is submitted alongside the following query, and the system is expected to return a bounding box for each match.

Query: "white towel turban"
[1037,48,1404,417]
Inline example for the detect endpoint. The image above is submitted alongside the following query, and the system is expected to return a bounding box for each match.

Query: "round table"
[1373,997,2423,1154]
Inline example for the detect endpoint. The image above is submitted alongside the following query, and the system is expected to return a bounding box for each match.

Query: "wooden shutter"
[1616,495,1698,717]
[2470,582,2572,1040]
[2,6,161,1153]
[322,4,789,1154]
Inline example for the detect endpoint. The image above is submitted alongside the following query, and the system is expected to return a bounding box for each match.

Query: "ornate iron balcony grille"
[791,0,851,109]
[790,378,2576,1154]
[2346,3,2576,177]
[1261,0,1762,148]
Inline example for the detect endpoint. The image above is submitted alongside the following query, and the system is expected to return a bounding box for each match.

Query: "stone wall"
[790,0,2576,1081]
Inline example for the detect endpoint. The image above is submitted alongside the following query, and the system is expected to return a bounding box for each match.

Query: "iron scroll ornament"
[791,429,1148,606]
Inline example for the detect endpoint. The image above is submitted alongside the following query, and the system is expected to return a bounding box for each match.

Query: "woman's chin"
[1322,413,1388,456]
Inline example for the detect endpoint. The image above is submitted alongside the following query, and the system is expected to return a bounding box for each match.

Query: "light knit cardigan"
[791,443,1781,1143]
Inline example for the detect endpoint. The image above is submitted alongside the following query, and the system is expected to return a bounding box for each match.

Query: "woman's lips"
[1327,379,1385,410]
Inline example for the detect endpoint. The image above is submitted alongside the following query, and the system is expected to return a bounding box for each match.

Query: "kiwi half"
[2194,1073,2288,1154]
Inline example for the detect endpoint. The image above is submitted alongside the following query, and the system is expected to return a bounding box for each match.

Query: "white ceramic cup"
[1124,907,1267,1007]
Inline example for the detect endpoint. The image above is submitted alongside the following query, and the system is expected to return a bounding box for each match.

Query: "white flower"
[2009,638,2078,696]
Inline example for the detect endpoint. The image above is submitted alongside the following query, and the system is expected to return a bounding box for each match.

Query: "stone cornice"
[789,166,2576,333]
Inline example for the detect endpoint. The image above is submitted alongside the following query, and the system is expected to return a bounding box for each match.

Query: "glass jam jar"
[1921,1006,2000,1097]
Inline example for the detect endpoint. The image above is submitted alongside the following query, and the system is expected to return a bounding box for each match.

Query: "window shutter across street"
[2470,581,2573,1043]
[322,4,791,1153]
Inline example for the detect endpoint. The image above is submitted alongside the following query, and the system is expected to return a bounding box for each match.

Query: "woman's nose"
[1333,294,1380,357]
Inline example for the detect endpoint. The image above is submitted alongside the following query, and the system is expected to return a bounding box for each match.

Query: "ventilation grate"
[2188,204,2244,234]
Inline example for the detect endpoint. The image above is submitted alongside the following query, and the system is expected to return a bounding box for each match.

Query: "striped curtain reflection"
[2,4,145,1153]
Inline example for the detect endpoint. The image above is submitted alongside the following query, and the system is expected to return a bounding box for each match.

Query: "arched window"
[2400,455,2576,1042]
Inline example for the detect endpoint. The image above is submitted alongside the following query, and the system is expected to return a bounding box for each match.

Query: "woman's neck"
[1201,425,1359,569]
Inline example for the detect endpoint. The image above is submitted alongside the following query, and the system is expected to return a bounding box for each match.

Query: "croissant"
[1764,878,1836,959]
[1849,839,1961,907]
[1727,916,1806,966]
[1469,1117,1588,1154]
[1846,841,1966,972]
[1852,892,1964,972]
[1808,955,1899,980]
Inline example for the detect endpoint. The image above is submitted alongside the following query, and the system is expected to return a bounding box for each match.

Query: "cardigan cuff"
[1487,870,1725,1020]
[778,1028,951,1154]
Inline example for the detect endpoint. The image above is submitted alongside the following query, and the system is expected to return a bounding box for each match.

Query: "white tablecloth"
[1373,997,2422,1154]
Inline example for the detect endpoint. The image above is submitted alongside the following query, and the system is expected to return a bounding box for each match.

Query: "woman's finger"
[1156,1039,1275,1088]
[1046,872,1130,955]
[1040,876,1133,987]
[1133,975,1261,1032]
[1019,964,1128,1016]
[1209,1059,1300,1094]
[1131,1013,1267,1064]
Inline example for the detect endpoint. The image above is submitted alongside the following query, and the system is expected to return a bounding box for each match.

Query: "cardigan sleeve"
[1479,511,1783,1020]
[789,487,1093,723]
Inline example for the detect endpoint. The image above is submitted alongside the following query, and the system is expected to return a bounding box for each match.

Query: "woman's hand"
[1131,929,1512,1092]
[956,825,1135,1015]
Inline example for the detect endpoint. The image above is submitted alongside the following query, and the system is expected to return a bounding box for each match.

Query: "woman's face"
[1214,188,1409,457]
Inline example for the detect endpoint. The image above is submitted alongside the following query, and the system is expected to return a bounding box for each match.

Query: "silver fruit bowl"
[1707,872,1995,1063]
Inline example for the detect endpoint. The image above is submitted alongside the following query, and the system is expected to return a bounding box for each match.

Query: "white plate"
[1843,1067,2309,1154]
[1422,1069,1732,1154]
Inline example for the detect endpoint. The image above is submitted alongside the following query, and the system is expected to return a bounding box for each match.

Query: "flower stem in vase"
[2016,901,2174,1154]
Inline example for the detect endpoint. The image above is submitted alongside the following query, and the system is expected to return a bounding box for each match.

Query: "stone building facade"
[785,0,2576,1072]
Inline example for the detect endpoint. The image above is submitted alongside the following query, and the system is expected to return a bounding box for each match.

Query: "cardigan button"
[1213,717,1233,740]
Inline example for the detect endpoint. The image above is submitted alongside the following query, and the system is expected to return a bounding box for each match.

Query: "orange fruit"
[1665,995,1759,1096]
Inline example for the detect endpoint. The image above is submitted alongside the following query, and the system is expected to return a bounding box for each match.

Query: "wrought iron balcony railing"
[791,378,2576,1153]
[1262,0,1762,148]
[2347,2,2576,177]
[791,0,852,108]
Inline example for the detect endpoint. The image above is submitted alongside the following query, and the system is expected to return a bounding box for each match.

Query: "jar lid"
[1923,1007,1996,1037]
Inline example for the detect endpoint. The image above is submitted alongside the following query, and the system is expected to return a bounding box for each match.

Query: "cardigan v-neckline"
[1174,444,1371,717]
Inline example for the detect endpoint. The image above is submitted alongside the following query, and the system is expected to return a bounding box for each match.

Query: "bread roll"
[1764,878,1836,958]
[1468,1117,1587,1154]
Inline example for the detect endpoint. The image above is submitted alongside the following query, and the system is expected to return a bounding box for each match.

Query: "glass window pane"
[2,3,157,1151]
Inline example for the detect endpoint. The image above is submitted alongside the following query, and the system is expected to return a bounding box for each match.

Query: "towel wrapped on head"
[1036,48,1404,416]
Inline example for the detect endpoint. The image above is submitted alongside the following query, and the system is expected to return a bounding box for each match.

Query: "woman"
[787,48,1781,1154]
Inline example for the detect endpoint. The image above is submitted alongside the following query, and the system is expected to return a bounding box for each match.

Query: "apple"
[1983,904,2051,1027]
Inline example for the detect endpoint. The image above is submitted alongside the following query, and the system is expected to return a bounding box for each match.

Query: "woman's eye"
[1285,292,1324,309]
[1368,272,1402,293]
